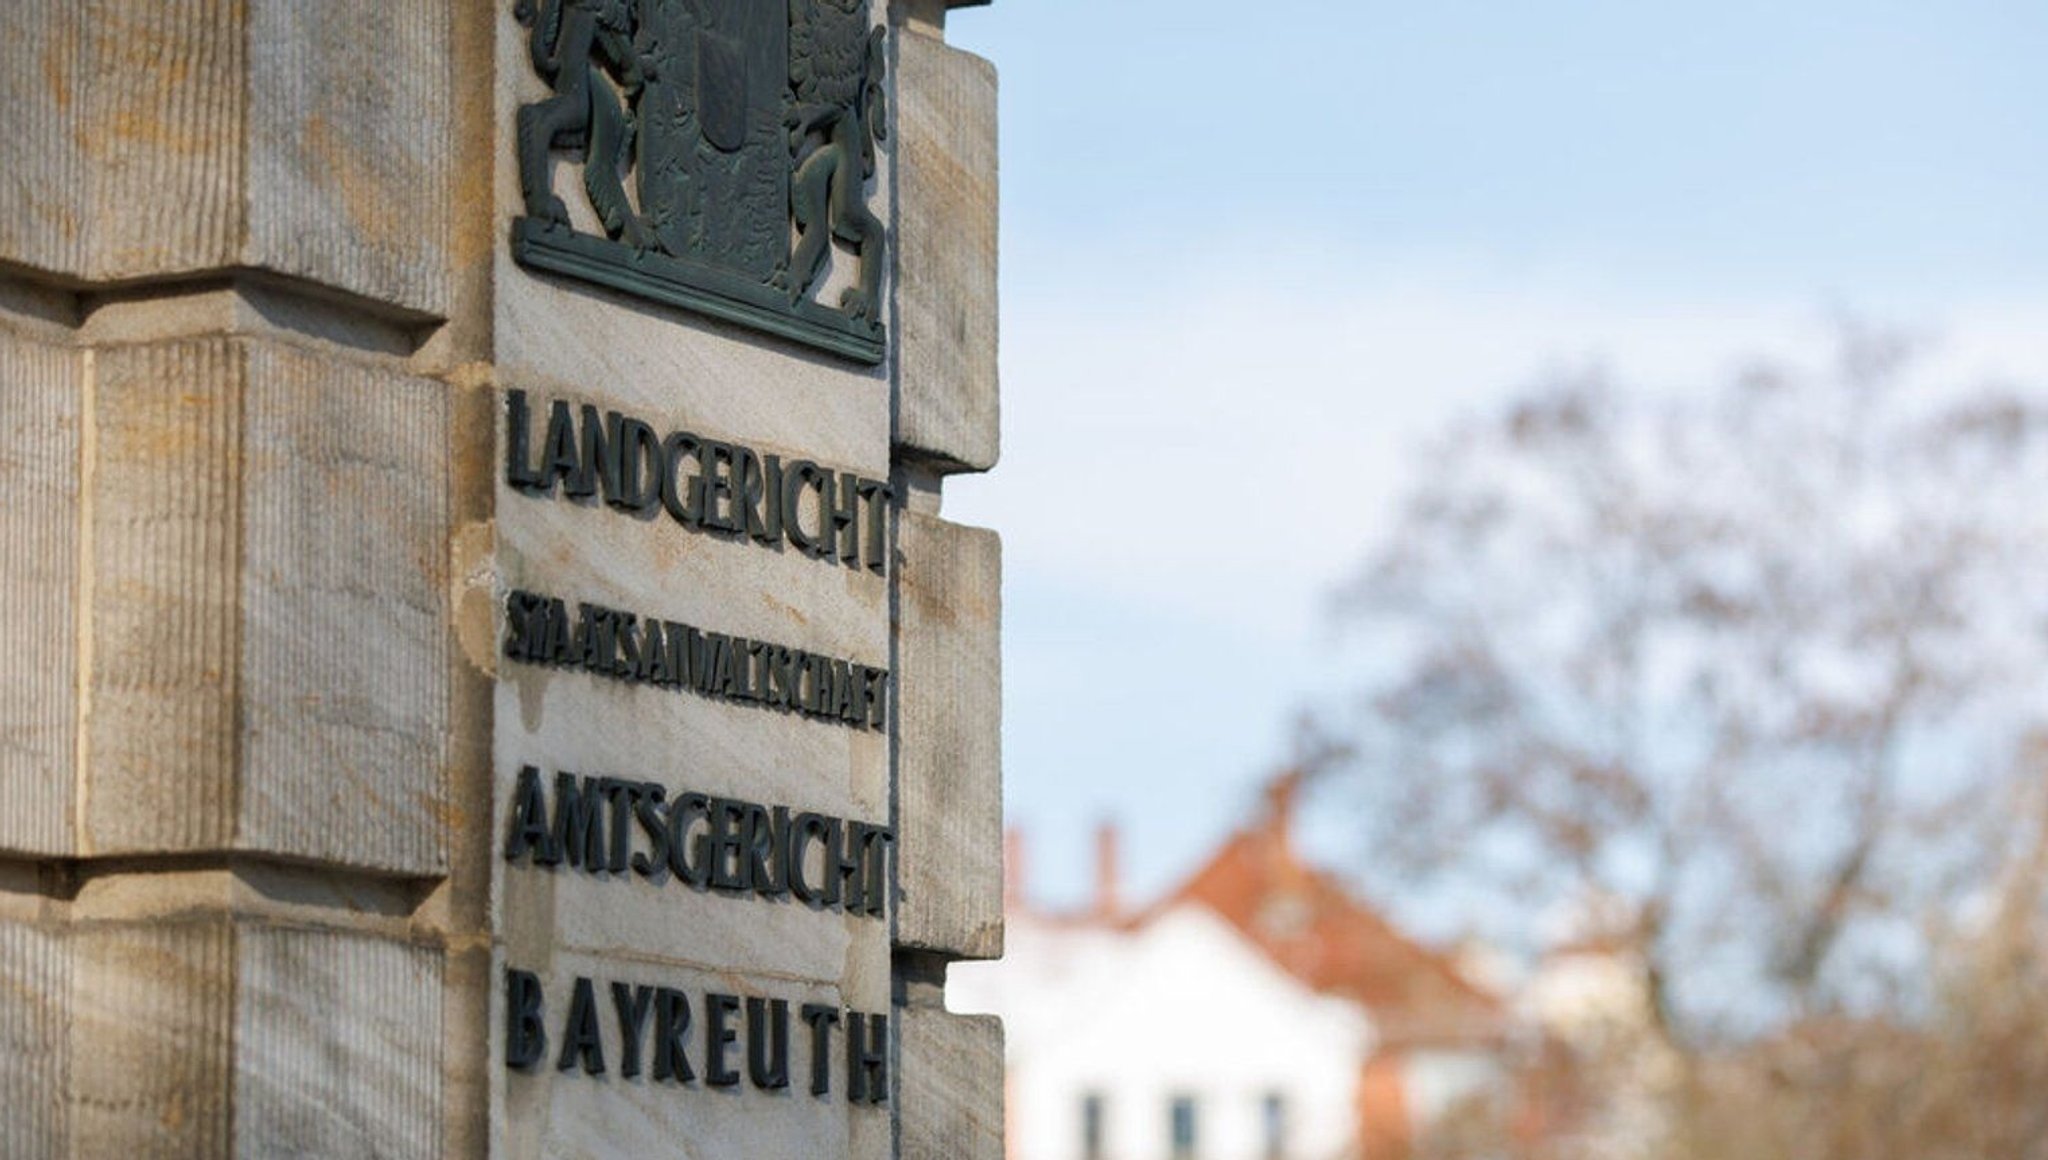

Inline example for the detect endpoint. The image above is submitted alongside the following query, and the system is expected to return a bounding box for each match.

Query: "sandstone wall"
[0,2,1003,1155]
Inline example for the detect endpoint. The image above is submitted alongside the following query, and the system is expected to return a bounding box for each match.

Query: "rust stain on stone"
[43,26,73,112]
[761,592,811,628]
[444,361,496,393]
[448,136,494,268]
[415,791,467,836]
[160,1087,187,1131]
[307,112,399,241]
[450,519,498,677]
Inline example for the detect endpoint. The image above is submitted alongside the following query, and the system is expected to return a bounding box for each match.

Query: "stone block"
[0,0,451,317]
[895,31,1000,473]
[897,1,1000,45]
[243,1,454,317]
[236,926,444,1158]
[235,342,451,870]
[87,335,450,873]
[899,999,1005,1160]
[0,325,80,857]
[86,337,243,854]
[69,918,238,1155]
[66,918,444,1159]
[0,1,90,279]
[0,921,70,1158]
[895,512,1003,959]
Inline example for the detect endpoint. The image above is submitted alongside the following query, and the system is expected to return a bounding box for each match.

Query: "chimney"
[1263,768,1305,855]
[1093,821,1121,921]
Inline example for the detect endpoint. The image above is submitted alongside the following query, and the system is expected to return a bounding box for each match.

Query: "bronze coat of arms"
[512,0,889,364]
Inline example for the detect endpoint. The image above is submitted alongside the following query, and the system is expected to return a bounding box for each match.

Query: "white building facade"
[952,902,1374,1160]
[953,774,1523,1158]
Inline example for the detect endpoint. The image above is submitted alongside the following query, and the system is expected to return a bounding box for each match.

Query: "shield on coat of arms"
[696,27,750,154]
[632,0,789,280]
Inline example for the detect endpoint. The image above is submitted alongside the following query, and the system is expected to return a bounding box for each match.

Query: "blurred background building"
[940,5,2048,1156]
[956,773,1522,1159]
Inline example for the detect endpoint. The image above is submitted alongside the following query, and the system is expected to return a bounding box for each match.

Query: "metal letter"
[631,782,670,878]
[552,772,607,873]
[659,431,705,527]
[557,976,607,1075]
[705,993,741,1087]
[801,1003,840,1097]
[825,471,862,565]
[846,1011,887,1104]
[667,792,710,887]
[542,399,580,494]
[611,982,655,1078]
[747,997,791,1090]
[505,968,548,1070]
[613,416,663,513]
[653,988,695,1083]
[505,389,548,492]
[858,478,890,572]
[503,765,558,866]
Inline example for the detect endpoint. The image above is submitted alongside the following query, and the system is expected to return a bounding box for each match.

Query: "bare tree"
[1320,326,2048,1155]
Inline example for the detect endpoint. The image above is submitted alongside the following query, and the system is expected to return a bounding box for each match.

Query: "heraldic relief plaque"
[491,0,925,1157]
[512,0,890,363]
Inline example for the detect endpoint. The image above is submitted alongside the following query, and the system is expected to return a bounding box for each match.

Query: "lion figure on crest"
[515,0,653,249]
[775,0,888,325]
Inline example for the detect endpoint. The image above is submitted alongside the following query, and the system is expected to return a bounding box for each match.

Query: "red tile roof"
[1153,771,1505,1048]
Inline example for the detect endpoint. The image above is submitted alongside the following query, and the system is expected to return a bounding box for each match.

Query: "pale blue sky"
[959,1,2048,293]
[940,2,2048,914]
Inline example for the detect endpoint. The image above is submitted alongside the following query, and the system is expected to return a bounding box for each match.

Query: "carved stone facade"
[0,1,1001,1156]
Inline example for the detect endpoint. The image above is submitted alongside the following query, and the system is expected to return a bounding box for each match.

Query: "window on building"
[1080,1092,1106,1160]
[1261,1092,1287,1160]
[1169,1094,1199,1160]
